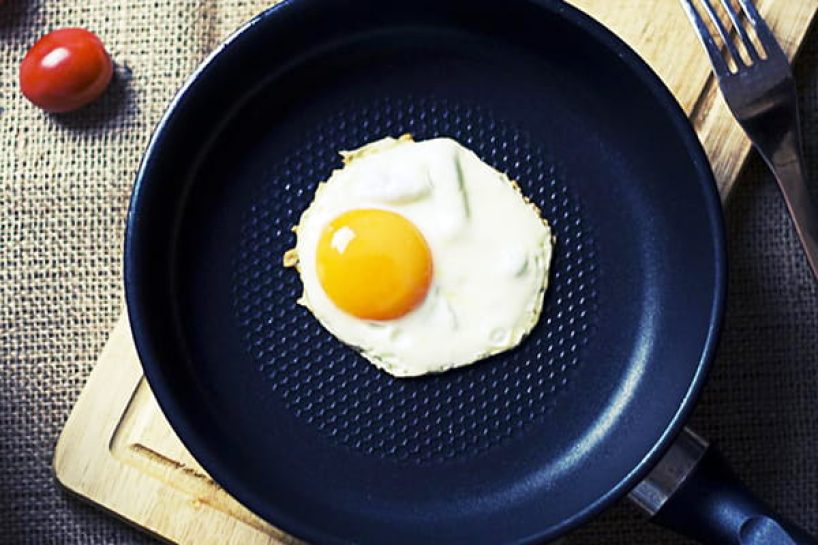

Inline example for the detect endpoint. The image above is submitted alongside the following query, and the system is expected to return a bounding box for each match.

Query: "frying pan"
[124,0,817,543]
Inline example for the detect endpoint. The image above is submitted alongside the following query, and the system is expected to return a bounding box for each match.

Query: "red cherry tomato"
[20,28,113,113]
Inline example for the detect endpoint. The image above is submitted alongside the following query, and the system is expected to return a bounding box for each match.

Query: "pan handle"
[629,428,818,545]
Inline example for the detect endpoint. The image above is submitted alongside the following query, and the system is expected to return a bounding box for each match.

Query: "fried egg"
[286,135,553,377]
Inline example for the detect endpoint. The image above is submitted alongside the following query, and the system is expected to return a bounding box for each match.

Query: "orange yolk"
[316,209,433,320]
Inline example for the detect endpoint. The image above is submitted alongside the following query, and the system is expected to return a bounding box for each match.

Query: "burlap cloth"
[1,1,818,544]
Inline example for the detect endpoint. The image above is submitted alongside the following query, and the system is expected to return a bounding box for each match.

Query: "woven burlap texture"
[1,1,817,544]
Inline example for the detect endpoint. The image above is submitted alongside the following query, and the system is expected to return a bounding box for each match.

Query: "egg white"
[289,136,553,377]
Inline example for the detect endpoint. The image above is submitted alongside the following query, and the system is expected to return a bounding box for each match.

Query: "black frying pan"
[124,1,817,543]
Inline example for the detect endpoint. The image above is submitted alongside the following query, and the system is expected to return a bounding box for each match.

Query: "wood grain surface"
[54,2,818,544]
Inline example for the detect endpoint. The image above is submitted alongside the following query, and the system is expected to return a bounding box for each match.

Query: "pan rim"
[124,0,727,543]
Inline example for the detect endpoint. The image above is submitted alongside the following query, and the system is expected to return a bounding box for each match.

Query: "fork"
[681,0,818,281]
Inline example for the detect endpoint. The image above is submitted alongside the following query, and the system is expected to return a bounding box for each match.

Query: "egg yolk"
[316,209,433,320]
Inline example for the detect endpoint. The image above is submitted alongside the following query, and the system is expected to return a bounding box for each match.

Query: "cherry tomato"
[20,28,114,113]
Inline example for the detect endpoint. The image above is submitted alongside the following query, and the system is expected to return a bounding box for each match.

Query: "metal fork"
[681,0,818,280]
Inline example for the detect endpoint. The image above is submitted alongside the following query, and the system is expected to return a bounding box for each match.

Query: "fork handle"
[763,129,818,280]
[632,429,818,545]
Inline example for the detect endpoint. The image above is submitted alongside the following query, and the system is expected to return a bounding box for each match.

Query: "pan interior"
[126,2,724,544]
[232,93,597,464]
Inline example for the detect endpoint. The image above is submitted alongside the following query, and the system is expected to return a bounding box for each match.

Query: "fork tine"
[697,0,745,68]
[735,0,788,60]
[735,0,761,25]
[716,0,761,62]
[680,0,730,74]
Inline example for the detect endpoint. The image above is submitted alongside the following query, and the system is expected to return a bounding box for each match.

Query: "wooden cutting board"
[54,2,818,544]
